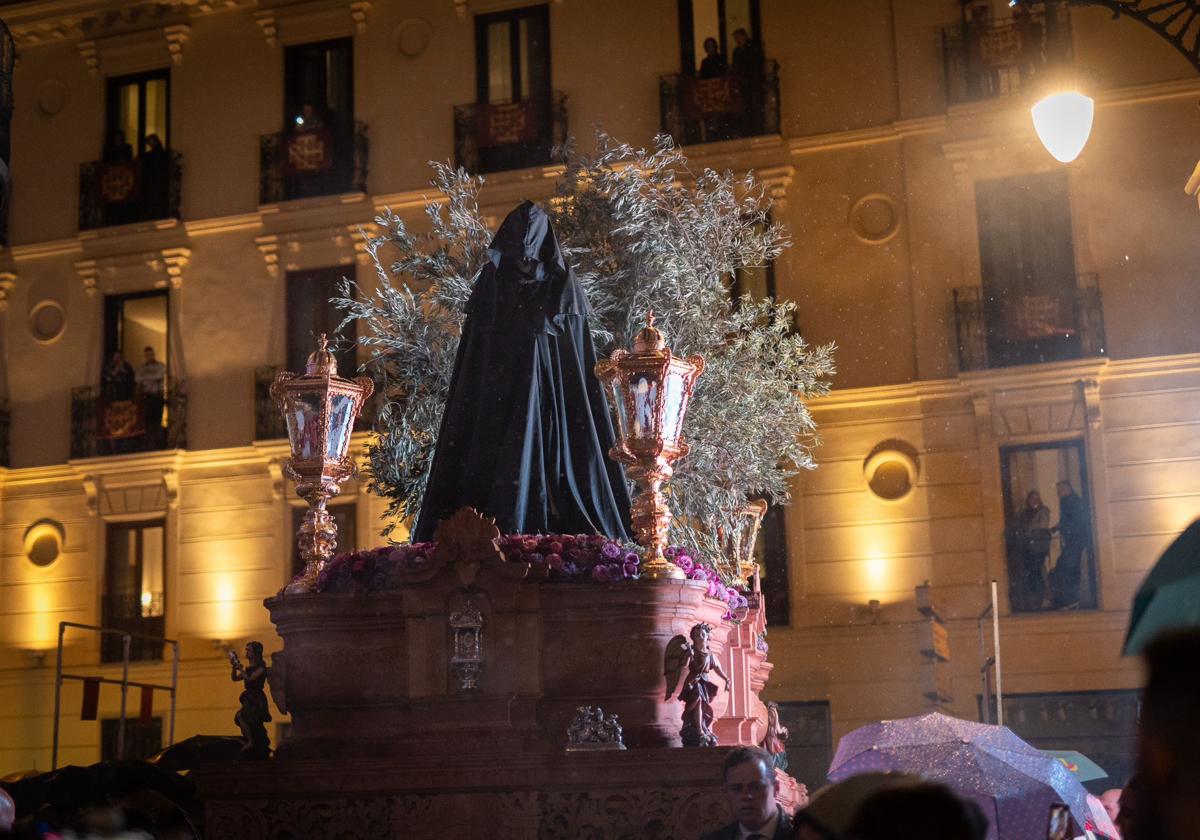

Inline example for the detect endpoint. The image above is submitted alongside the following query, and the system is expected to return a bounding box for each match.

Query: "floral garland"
[312,534,750,619]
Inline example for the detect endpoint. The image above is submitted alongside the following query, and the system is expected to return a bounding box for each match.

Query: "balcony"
[453,91,567,175]
[259,120,368,204]
[953,273,1106,372]
[942,3,1072,105]
[659,59,780,146]
[78,151,182,231]
[253,365,382,441]
[70,378,187,459]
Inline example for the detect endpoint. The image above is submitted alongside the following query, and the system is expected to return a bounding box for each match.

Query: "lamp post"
[271,335,373,593]
[595,314,704,580]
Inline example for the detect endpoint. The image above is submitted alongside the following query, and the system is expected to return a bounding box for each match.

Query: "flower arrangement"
[311,535,750,620]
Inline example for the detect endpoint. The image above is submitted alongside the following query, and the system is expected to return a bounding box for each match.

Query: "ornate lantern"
[271,335,373,593]
[595,314,704,580]
[719,499,768,586]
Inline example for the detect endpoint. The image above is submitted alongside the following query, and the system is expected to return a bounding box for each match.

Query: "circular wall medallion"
[36,79,68,117]
[24,519,65,568]
[396,18,432,58]
[863,441,920,502]
[29,299,66,344]
[850,193,901,245]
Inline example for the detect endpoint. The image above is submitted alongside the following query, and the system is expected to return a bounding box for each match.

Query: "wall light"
[863,440,920,502]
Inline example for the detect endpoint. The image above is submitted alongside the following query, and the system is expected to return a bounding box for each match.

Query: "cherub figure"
[228,641,274,759]
[664,622,730,747]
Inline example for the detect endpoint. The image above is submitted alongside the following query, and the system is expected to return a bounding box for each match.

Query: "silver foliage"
[337,134,835,579]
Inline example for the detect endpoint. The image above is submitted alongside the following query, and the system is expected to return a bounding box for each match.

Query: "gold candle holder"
[596,314,704,580]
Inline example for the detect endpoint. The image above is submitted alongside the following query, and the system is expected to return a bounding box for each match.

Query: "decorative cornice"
[164,21,190,63]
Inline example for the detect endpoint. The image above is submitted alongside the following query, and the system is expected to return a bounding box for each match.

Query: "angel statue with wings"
[228,641,287,759]
[664,622,730,747]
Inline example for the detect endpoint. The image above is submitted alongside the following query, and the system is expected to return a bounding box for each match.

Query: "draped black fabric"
[412,201,632,542]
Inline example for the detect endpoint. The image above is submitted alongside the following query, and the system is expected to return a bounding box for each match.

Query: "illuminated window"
[475,5,549,105]
[105,70,169,159]
[677,0,761,76]
[102,520,166,662]
[285,266,357,375]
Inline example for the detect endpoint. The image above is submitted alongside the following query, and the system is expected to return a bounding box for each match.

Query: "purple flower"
[506,550,523,564]
[601,542,622,561]
[591,564,612,582]
[547,553,564,570]
[624,551,640,565]
[676,556,695,574]
[388,548,406,564]
[528,552,545,565]
[664,546,678,559]
[622,561,639,579]
[706,579,719,598]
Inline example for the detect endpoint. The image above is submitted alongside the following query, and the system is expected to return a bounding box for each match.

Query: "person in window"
[1018,490,1051,610]
[136,346,167,448]
[294,102,325,132]
[103,130,133,163]
[102,351,135,401]
[731,28,765,136]
[140,134,170,220]
[1050,479,1090,609]
[699,36,727,79]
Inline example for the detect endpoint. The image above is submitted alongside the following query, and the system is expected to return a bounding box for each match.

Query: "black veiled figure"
[412,201,632,542]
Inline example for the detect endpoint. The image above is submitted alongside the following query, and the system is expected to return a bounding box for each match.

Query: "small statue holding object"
[664,622,730,747]
[228,641,272,759]
[760,701,790,771]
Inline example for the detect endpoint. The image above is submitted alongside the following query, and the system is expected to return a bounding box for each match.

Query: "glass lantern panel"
[285,393,324,460]
[661,372,687,444]
[610,380,630,440]
[326,392,357,460]
[631,374,661,440]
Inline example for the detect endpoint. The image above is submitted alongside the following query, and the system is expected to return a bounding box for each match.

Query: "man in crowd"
[702,746,792,840]
[1132,629,1200,840]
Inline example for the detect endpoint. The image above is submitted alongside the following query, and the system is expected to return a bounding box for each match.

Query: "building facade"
[0,0,1197,788]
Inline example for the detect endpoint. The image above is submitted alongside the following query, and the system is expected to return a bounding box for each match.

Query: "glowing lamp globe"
[1031,91,1094,164]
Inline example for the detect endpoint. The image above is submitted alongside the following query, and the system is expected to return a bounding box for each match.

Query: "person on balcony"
[1017,490,1052,610]
[137,346,167,448]
[103,130,133,163]
[731,28,765,136]
[102,351,135,401]
[140,134,170,220]
[1050,480,1090,609]
[699,36,727,79]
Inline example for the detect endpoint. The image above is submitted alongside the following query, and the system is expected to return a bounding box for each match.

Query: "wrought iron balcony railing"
[70,378,187,459]
[253,365,382,441]
[953,273,1106,372]
[100,593,165,663]
[453,91,567,175]
[78,150,182,231]
[259,120,368,204]
[659,59,780,146]
[942,2,1073,105]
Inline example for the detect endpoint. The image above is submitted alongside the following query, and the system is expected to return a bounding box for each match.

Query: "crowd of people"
[1008,481,1092,612]
[705,627,1200,840]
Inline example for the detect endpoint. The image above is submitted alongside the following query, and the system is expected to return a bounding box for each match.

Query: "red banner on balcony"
[81,678,100,721]
[286,128,334,173]
[476,100,539,147]
[100,162,140,203]
[97,399,146,440]
[139,685,154,724]
[683,76,743,117]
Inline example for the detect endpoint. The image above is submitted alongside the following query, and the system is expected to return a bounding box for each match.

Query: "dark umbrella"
[828,712,1093,840]
[1123,519,1200,654]
[146,734,243,773]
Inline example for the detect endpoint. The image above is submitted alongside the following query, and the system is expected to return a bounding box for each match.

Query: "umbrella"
[1124,519,1200,654]
[828,712,1093,840]
[146,734,243,773]
[1041,749,1107,783]
[1086,793,1120,839]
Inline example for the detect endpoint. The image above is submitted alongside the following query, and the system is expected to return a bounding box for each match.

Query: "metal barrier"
[51,621,180,769]
[977,580,1004,727]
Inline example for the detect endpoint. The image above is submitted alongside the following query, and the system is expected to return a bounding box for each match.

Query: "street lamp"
[1031,90,1095,163]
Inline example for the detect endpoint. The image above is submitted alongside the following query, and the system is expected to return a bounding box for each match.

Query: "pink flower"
[676,556,695,574]
[690,568,708,582]
[522,538,539,552]
[548,541,563,555]
[547,553,564,570]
